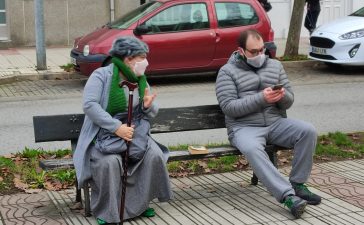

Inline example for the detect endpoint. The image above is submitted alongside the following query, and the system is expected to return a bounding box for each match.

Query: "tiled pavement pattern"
[1,159,364,225]
[0,80,84,98]
[0,48,68,78]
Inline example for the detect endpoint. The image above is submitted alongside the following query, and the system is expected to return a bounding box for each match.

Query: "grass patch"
[0,148,74,194]
[60,63,75,72]
[0,132,363,193]
[278,54,309,61]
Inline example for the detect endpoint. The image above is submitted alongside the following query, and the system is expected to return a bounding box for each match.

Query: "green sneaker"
[292,183,322,205]
[142,207,155,217]
[283,195,307,219]
[97,218,118,225]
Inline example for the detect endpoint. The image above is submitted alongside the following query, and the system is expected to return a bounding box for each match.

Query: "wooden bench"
[33,104,281,216]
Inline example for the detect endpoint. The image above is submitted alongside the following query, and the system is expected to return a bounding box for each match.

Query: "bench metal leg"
[250,148,278,185]
[75,177,82,203]
[251,173,259,185]
[83,182,92,217]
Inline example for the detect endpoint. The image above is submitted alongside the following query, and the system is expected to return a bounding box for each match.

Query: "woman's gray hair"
[109,36,149,59]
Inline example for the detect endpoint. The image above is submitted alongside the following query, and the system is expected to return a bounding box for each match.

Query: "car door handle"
[215,32,221,43]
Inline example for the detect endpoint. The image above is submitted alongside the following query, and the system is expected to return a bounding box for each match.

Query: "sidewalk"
[0,38,310,85]
[1,159,363,224]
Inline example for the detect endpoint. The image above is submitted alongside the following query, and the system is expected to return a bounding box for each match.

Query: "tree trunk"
[284,0,306,57]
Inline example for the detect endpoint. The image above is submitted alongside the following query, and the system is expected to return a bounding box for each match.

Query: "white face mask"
[133,59,149,76]
[246,54,266,68]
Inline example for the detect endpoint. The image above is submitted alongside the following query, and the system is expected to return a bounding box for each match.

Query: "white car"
[309,7,364,66]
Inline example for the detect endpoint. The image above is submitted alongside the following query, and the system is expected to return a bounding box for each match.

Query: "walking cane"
[119,80,138,224]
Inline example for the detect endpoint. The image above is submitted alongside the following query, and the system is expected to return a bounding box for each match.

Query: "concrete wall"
[5,0,141,47]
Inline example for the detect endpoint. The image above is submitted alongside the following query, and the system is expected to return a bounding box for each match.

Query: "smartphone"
[272,84,283,90]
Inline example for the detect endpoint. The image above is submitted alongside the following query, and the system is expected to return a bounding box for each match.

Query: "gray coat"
[215,52,294,140]
[73,64,158,187]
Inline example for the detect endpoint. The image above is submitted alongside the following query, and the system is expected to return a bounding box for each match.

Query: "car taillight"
[268,28,274,42]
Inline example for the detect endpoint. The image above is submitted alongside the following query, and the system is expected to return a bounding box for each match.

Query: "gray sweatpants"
[231,118,317,202]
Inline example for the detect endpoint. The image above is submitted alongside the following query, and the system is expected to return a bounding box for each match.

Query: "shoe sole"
[307,199,321,205]
[291,201,307,219]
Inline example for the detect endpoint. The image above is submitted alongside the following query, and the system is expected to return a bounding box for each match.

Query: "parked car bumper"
[70,49,108,76]
[308,35,364,65]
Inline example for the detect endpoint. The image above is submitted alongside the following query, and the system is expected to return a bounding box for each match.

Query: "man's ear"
[238,47,245,57]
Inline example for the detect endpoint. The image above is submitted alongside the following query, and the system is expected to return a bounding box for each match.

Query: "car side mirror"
[134,25,150,36]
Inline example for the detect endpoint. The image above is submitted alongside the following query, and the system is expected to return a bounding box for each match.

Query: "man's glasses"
[245,47,266,56]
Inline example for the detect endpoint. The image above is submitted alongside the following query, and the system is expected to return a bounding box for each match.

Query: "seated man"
[215,29,321,219]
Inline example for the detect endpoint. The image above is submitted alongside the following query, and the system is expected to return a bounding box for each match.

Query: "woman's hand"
[115,124,135,141]
[143,88,157,109]
[263,87,285,103]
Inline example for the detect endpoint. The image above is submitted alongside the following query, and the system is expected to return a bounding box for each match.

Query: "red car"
[71,0,276,76]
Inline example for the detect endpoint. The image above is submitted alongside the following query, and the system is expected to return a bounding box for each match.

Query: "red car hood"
[74,27,125,53]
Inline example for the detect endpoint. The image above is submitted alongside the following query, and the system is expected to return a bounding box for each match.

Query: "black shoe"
[283,195,307,219]
[292,183,322,205]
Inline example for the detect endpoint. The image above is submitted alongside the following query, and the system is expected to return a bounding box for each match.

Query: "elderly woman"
[73,36,173,225]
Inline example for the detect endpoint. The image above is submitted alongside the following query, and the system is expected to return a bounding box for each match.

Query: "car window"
[110,2,162,29]
[143,3,209,34]
[215,2,259,28]
[350,7,364,17]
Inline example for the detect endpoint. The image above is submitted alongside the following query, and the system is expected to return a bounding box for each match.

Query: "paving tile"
[320,183,364,198]
[0,201,59,219]
[342,196,364,209]
[308,172,351,186]
[3,216,67,225]
[327,197,364,212]
[337,170,364,183]
[0,191,50,206]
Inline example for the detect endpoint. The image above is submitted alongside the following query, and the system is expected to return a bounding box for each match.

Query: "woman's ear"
[123,56,134,68]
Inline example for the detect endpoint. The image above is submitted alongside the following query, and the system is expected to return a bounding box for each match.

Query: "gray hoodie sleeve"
[277,63,294,109]
[83,69,121,133]
[216,68,266,118]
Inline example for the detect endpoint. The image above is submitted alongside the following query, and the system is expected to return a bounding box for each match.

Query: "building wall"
[1,0,362,46]
[4,0,141,47]
[268,0,363,39]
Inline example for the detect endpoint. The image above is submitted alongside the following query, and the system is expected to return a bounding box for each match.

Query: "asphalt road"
[0,63,363,155]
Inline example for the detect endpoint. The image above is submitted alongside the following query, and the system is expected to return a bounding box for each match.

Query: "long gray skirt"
[89,138,173,223]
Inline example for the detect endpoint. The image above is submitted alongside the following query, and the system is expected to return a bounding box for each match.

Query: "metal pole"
[110,0,115,22]
[34,0,47,70]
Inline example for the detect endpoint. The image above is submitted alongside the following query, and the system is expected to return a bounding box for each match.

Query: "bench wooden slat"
[39,158,74,170]
[150,105,225,133]
[33,105,225,143]
[39,145,279,170]
[33,114,84,142]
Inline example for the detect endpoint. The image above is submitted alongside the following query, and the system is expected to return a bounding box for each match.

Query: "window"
[0,0,5,24]
[143,3,209,33]
[215,2,258,28]
[110,2,161,29]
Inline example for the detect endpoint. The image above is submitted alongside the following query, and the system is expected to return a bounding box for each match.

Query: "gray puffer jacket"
[215,52,294,140]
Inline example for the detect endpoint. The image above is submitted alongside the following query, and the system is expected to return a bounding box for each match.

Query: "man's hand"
[263,87,285,103]
[143,88,157,109]
[115,124,135,141]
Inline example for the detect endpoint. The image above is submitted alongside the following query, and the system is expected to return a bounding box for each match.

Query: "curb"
[0,60,322,85]
[281,59,323,68]
[0,71,87,85]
